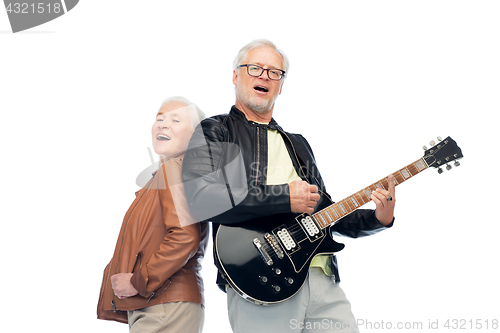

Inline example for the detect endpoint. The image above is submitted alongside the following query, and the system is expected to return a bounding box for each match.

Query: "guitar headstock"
[422,136,463,174]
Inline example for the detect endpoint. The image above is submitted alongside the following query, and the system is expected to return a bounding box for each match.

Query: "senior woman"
[97,97,208,333]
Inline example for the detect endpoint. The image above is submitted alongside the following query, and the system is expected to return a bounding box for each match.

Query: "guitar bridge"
[253,238,273,266]
[264,233,284,259]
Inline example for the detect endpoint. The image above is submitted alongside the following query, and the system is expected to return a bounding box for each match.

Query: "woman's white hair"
[233,39,290,77]
[159,96,205,130]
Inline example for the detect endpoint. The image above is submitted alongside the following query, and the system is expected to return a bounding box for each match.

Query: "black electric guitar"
[215,136,463,305]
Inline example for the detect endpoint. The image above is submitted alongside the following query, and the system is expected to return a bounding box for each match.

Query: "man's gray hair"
[160,96,205,130]
[233,39,290,76]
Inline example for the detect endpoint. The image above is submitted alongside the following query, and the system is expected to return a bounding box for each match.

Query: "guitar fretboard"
[313,158,428,229]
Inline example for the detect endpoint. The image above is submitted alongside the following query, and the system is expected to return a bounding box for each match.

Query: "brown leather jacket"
[97,156,209,324]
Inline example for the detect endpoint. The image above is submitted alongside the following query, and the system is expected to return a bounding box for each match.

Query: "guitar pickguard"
[272,216,326,273]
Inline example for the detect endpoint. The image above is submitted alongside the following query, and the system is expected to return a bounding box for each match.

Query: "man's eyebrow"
[253,62,282,69]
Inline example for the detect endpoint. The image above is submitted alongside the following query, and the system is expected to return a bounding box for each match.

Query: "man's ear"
[278,80,284,95]
[232,70,238,86]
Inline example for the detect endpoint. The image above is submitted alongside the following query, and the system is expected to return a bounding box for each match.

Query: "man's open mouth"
[254,85,269,93]
[157,134,171,141]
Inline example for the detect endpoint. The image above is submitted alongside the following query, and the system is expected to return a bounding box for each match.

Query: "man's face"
[151,102,194,159]
[233,46,284,114]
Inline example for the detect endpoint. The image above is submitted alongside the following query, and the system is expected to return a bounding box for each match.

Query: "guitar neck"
[313,158,428,229]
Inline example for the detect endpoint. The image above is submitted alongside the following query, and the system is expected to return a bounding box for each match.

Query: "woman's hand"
[110,273,139,299]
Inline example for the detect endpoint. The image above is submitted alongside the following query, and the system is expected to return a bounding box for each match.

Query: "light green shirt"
[266,128,332,276]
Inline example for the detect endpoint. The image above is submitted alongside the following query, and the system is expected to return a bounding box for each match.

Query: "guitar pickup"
[276,227,297,251]
[297,215,324,242]
[253,238,273,266]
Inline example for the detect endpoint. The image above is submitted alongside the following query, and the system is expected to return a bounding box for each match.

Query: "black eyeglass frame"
[238,64,286,81]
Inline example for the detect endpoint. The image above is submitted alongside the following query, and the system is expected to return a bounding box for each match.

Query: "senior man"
[182,39,396,333]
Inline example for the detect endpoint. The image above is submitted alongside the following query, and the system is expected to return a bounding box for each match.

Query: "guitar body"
[215,195,345,305]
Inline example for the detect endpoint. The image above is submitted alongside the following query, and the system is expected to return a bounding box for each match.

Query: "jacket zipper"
[147,280,172,303]
[279,129,308,180]
[147,291,155,303]
[280,129,328,201]
[110,179,153,312]
[255,126,260,185]
[114,186,151,275]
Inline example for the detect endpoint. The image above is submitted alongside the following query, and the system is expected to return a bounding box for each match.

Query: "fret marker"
[331,208,340,219]
[317,214,326,228]
[338,202,347,215]
[415,160,426,171]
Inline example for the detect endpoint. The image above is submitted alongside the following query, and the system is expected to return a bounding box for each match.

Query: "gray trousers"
[128,302,204,333]
[227,267,359,333]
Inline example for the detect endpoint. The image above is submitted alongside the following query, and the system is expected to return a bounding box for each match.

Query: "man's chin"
[252,106,271,114]
[247,99,272,114]
[236,90,274,114]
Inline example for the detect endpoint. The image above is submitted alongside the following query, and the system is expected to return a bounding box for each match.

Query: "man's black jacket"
[182,106,393,288]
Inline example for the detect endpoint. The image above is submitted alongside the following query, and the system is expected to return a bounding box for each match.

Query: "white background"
[1,1,499,332]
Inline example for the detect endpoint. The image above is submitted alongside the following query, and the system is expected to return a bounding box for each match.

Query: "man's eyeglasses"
[238,64,286,81]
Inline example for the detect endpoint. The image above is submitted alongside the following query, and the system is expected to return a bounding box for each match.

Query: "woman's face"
[151,102,194,159]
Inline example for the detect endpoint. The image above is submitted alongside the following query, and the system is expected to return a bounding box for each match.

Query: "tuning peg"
[437,136,442,141]
[446,164,452,171]
[422,145,428,150]
[438,167,443,174]
[454,161,460,167]
[430,140,436,146]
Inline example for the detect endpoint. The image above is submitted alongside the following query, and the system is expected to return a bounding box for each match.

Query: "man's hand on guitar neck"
[289,180,320,214]
[371,174,396,226]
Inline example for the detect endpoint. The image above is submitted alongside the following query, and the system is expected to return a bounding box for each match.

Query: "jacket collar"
[230,106,282,131]
[152,153,185,177]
